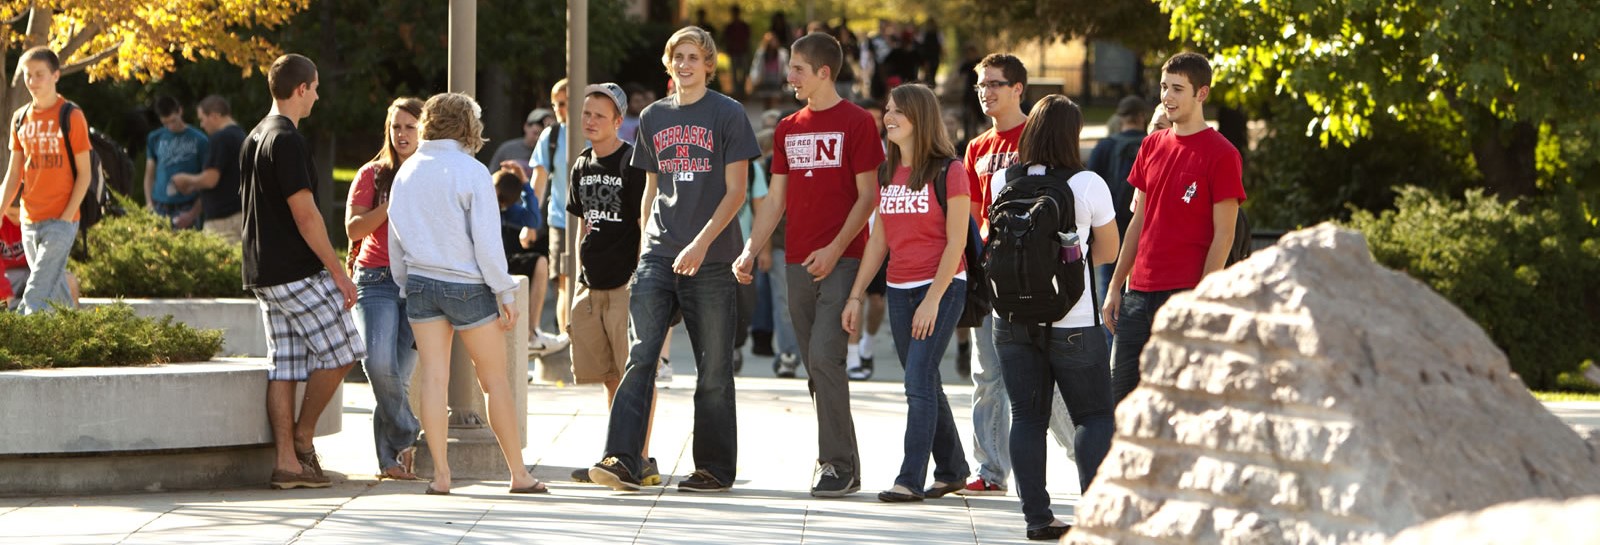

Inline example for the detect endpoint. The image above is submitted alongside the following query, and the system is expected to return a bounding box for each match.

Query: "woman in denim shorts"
[387,93,545,495]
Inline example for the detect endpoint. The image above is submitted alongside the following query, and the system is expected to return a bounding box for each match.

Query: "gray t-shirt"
[488,138,535,174]
[630,91,761,263]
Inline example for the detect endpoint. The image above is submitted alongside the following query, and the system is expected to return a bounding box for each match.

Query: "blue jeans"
[969,315,1078,487]
[994,320,1114,530]
[353,266,420,471]
[19,219,76,315]
[765,248,800,356]
[887,281,969,491]
[1110,289,1181,404]
[602,255,738,484]
[1094,263,1116,350]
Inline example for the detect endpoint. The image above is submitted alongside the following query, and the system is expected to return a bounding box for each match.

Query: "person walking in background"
[842,83,970,503]
[489,108,554,179]
[143,95,208,230]
[172,95,246,244]
[388,92,545,496]
[989,95,1119,541]
[344,97,425,482]
[749,32,790,110]
[240,54,360,489]
[723,6,752,99]
[530,79,575,358]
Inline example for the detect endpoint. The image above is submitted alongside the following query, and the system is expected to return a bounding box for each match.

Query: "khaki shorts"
[567,283,628,384]
[204,212,244,245]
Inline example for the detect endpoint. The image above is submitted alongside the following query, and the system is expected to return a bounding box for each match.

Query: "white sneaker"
[657,358,673,383]
[530,331,570,357]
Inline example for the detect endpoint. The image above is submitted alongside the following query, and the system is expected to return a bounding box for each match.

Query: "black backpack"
[983,165,1088,326]
[10,100,107,231]
[1227,207,1253,266]
[1102,132,1143,239]
[928,158,992,328]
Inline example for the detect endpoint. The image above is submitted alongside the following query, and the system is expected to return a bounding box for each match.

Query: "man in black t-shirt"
[240,54,363,490]
[173,94,246,245]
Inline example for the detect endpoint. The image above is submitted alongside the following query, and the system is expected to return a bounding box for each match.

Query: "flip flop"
[509,480,549,494]
[424,483,450,495]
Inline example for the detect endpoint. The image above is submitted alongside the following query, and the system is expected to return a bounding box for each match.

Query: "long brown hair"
[369,97,424,197]
[881,84,956,192]
[1016,94,1086,171]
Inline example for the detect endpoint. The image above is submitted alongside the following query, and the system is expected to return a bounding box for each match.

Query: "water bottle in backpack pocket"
[983,165,1087,325]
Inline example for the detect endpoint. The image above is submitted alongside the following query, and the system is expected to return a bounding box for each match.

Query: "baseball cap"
[584,83,627,117]
[525,108,554,125]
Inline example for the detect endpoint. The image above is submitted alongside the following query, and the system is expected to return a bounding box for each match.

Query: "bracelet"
[848,296,863,304]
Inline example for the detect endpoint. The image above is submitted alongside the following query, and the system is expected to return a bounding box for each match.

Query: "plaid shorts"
[254,271,366,381]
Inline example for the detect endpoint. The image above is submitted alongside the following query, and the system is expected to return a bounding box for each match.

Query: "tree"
[1162,0,1600,198]
[0,1,308,156]
[953,0,1169,52]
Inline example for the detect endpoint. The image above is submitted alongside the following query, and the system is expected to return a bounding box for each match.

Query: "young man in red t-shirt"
[1102,52,1246,404]
[736,32,885,498]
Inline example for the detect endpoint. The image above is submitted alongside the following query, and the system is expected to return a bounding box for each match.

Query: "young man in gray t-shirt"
[588,26,760,494]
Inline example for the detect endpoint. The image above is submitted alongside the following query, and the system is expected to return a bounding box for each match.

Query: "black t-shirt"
[241,115,323,289]
[202,124,246,218]
[566,142,646,290]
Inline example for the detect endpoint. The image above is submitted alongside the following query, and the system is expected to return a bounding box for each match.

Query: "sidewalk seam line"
[454,504,495,545]
[285,481,379,544]
[114,504,182,545]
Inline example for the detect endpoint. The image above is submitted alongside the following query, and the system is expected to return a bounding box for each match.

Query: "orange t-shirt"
[10,98,90,223]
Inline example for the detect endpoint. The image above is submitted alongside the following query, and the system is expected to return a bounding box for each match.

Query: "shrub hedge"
[0,303,223,370]
[69,198,246,298]
[1346,187,1600,389]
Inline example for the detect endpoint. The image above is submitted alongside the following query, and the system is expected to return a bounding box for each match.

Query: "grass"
[1532,391,1600,402]
[333,167,359,185]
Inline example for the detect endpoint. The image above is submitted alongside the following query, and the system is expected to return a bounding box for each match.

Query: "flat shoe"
[424,484,450,495]
[924,480,963,498]
[877,489,924,502]
[509,480,549,494]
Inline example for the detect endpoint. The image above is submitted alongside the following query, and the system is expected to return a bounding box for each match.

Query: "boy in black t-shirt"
[240,54,362,490]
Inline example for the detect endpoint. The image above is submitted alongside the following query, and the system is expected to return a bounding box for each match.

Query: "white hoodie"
[387,139,517,305]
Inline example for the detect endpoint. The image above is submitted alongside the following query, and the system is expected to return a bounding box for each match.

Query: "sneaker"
[955,340,972,380]
[571,468,592,483]
[774,353,799,378]
[847,365,873,381]
[1027,523,1071,541]
[953,476,1007,496]
[657,358,673,383]
[270,467,331,489]
[530,331,571,357]
[295,449,325,479]
[677,469,730,492]
[588,457,641,491]
[640,457,661,486]
[732,350,744,375]
[810,463,859,498]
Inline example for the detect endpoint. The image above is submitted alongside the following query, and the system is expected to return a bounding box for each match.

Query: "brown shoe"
[379,465,419,481]
[296,449,325,479]
[271,468,331,490]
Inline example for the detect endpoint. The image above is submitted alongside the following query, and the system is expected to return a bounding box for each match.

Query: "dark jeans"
[886,281,970,491]
[994,320,1114,530]
[602,255,739,484]
[1109,289,1181,404]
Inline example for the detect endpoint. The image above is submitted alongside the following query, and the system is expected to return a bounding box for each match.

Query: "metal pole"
[449,0,477,96]
[565,0,588,326]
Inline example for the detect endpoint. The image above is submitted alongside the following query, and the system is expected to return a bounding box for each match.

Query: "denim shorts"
[403,275,500,329]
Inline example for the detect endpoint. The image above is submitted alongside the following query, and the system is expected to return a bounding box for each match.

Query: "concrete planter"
[0,359,340,496]
[79,298,268,357]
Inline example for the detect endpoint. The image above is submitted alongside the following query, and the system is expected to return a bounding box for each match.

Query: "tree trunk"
[1,8,55,167]
[1470,119,1539,199]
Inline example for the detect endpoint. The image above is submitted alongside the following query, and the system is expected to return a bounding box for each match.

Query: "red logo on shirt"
[878,184,929,215]
[784,132,845,170]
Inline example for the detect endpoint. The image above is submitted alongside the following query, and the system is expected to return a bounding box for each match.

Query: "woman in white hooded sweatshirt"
[388,92,545,495]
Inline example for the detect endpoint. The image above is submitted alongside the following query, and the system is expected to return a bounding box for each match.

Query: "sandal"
[423,483,450,495]
[509,479,549,494]
[380,465,419,481]
[396,446,417,475]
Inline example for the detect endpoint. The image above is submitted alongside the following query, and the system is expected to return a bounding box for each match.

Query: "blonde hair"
[419,92,486,154]
[552,78,569,97]
[661,26,718,81]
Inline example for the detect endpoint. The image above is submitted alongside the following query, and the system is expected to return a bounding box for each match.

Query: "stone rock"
[1065,223,1600,545]
[1386,496,1600,545]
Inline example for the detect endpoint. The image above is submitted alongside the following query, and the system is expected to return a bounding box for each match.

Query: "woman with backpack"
[842,83,971,503]
[987,94,1120,541]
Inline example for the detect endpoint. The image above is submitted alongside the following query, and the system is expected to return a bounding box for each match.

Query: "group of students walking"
[120,23,1245,542]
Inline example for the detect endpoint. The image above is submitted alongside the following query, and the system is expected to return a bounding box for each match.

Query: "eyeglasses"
[974,80,1014,92]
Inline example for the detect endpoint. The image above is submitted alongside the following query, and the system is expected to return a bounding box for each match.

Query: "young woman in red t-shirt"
[842,83,972,502]
[343,97,424,481]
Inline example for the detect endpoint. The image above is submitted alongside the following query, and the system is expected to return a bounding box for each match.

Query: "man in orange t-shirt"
[0,46,92,314]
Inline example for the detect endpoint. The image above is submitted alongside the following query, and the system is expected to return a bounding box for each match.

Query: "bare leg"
[412,320,455,492]
[529,257,549,337]
[555,273,571,332]
[267,381,304,473]
[458,322,538,489]
[292,363,354,452]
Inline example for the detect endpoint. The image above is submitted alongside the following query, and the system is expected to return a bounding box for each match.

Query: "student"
[1103,52,1245,403]
[842,83,970,503]
[991,95,1119,541]
[564,83,661,486]
[587,26,759,493]
[847,98,889,381]
[387,92,545,495]
[1085,96,1151,346]
[736,32,884,498]
[530,79,575,357]
[143,95,208,229]
[239,54,360,489]
[344,97,424,481]
[0,47,93,315]
[173,95,247,244]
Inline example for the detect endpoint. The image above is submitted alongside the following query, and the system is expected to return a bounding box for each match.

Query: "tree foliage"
[953,0,1169,51]
[1162,0,1600,197]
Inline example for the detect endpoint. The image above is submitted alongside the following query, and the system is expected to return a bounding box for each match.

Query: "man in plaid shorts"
[241,53,363,490]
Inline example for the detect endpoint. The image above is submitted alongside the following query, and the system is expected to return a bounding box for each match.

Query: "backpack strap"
[544,123,561,170]
[59,101,78,179]
[931,158,954,211]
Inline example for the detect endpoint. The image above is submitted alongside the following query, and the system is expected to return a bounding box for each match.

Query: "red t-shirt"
[1126,128,1246,292]
[345,162,394,269]
[879,163,969,286]
[0,215,23,269]
[772,101,885,264]
[962,124,1022,237]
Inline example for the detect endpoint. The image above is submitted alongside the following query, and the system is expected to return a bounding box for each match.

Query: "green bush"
[70,198,246,298]
[0,304,223,370]
[1346,187,1600,389]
